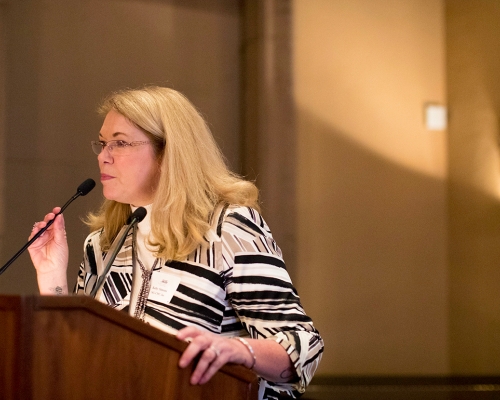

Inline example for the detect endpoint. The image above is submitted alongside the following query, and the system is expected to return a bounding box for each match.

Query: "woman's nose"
[97,146,113,163]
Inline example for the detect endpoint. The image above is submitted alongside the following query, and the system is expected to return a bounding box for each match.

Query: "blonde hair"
[87,86,259,260]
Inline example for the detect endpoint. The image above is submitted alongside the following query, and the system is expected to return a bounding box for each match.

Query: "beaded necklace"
[132,226,160,321]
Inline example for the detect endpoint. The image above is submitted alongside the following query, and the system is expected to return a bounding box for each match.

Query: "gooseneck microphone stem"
[90,207,147,298]
[0,179,96,276]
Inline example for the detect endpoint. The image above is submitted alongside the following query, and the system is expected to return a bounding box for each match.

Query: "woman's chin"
[102,190,122,203]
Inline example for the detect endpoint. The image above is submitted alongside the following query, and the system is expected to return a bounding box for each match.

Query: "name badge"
[149,272,181,304]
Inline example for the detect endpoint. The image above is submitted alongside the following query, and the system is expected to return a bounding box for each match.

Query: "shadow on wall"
[296,108,500,375]
[448,178,500,372]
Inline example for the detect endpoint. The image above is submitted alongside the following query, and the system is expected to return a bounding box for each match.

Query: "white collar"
[130,204,153,235]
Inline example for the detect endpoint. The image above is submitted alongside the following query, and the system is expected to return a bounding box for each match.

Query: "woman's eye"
[115,141,128,148]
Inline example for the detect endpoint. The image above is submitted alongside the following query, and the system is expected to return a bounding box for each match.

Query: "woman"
[28,86,323,399]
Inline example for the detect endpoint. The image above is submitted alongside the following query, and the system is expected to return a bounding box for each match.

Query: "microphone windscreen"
[127,207,147,224]
[77,179,96,196]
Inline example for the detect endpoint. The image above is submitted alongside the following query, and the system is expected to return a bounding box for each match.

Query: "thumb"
[53,213,66,237]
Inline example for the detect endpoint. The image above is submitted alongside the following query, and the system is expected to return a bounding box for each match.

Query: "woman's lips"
[100,174,114,181]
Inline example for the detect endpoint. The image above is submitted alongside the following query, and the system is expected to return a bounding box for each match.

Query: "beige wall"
[3,0,500,379]
[447,1,500,374]
[293,0,449,374]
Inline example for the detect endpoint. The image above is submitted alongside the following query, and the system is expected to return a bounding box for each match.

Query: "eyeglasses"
[91,140,151,156]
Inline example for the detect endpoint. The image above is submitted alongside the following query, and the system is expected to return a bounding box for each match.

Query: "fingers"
[177,326,203,342]
[177,328,227,385]
[190,342,226,385]
[177,329,210,369]
[196,346,225,385]
[29,220,46,241]
[52,212,66,237]
[38,207,63,225]
[28,208,65,241]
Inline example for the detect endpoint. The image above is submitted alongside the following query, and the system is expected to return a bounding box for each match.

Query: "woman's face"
[97,110,160,206]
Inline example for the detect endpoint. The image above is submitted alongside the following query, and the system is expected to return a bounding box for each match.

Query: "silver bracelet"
[232,336,256,369]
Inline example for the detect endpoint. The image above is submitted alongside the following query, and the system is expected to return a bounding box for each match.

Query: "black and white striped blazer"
[75,204,324,399]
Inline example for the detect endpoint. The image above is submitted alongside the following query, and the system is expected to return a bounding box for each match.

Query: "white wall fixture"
[425,103,447,131]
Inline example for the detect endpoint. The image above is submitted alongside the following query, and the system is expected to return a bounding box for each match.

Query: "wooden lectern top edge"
[34,294,184,351]
[0,294,258,384]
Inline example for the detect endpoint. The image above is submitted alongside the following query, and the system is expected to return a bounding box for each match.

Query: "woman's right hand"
[28,207,69,294]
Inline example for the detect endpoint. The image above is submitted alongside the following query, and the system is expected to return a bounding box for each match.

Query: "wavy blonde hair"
[87,86,259,260]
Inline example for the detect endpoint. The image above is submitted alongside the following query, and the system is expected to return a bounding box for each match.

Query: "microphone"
[127,206,147,225]
[0,178,96,276]
[90,207,147,298]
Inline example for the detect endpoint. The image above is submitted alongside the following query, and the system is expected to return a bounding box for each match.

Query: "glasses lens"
[108,141,136,156]
[91,141,103,155]
[110,141,127,154]
[90,140,149,156]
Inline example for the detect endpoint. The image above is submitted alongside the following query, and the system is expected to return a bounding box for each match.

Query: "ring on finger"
[209,345,220,358]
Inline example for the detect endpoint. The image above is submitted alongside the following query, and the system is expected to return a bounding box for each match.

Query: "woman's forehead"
[99,110,147,140]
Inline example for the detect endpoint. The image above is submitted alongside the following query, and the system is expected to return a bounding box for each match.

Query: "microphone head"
[127,207,147,224]
[77,179,96,196]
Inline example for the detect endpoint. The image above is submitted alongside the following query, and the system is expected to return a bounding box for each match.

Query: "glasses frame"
[91,140,151,155]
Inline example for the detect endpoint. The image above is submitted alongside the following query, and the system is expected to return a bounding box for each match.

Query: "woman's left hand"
[176,326,253,385]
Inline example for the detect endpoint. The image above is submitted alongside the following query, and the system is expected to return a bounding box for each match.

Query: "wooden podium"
[0,295,259,400]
